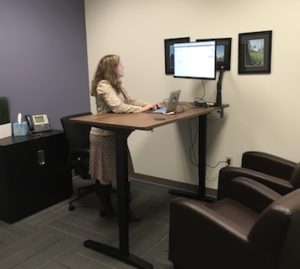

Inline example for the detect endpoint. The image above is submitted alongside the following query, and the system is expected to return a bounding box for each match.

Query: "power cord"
[200,80,206,99]
[176,103,185,113]
[161,98,185,114]
[194,80,206,101]
[188,117,229,168]
[206,160,227,168]
[188,118,198,167]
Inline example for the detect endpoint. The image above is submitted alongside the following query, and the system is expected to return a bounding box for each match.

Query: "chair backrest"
[242,151,295,179]
[249,188,300,268]
[60,112,92,152]
[0,96,9,124]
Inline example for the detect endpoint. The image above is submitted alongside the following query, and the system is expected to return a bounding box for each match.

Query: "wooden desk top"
[71,103,227,131]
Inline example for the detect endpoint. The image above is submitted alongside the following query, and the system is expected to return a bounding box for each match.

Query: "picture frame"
[196,38,232,70]
[238,30,272,74]
[164,37,190,75]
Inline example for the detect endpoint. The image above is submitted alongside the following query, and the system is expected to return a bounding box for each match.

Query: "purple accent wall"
[0,0,89,129]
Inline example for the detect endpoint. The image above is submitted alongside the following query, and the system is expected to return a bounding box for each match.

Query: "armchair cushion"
[221,177,281,213]
[208,198,258,232]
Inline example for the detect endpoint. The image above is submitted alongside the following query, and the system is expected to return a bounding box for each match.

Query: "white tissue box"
[0,123,12,139]
[13,122,28,136]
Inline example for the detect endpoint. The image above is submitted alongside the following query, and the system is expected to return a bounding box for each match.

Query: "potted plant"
[0,97,12,139]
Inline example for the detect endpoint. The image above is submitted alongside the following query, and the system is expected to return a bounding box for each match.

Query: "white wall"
[84,0,300,189]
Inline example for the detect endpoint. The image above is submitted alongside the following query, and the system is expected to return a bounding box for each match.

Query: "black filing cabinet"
[0,130,72,223]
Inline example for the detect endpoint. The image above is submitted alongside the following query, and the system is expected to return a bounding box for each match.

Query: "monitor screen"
[173,41,216,80]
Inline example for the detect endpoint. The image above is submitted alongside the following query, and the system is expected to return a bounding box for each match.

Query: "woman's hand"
[141,103,160,112]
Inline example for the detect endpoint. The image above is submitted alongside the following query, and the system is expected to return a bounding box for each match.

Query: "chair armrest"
[169,197,248,266]
[242,151,296,179]
[226,177,281,213]
[68,148,90,179]
[218,167,292,198]
[70,148,90,161]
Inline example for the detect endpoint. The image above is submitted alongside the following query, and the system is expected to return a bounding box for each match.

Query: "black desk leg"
[169,114,210,201]
[84,129,153,269]
[198,114,206,199]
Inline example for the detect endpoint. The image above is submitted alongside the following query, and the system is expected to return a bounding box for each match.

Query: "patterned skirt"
[89,134,134,186]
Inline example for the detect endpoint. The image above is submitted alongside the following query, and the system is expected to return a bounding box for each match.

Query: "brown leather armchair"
[169,177,300,269]
[218,151,300,198]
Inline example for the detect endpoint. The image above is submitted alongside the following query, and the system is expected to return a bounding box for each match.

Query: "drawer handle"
[38,150,46,166]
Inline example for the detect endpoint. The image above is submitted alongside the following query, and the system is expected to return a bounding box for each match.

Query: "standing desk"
[71,104,226,269]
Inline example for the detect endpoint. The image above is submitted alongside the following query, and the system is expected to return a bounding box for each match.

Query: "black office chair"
[0,96,10,125]
[60,112,95,211]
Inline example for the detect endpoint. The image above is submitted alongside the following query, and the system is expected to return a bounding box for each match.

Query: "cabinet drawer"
[0,131,72,223]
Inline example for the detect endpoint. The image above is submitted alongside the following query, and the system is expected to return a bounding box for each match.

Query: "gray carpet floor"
[0,177,175,269]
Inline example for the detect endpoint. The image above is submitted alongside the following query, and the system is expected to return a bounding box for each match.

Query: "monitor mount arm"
[216,66,225,118]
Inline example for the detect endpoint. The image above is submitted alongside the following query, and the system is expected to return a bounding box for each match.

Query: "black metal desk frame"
[83,125,152,269]
[74,110,217,269]
[169,115,208,200]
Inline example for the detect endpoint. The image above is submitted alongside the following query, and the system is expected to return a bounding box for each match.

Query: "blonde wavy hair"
[91,54,122,96]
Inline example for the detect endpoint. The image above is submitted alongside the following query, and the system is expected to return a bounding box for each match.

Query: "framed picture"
[164,37,190,74]
[196,38,232,70]
[238,30,272,74]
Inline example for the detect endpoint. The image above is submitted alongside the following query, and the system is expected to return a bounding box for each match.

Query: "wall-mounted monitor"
[173,41,216,80]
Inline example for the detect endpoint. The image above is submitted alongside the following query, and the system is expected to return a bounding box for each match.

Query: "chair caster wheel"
[68,204,75,211]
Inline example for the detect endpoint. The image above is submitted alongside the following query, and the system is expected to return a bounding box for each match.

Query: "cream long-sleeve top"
[90,80,149,136]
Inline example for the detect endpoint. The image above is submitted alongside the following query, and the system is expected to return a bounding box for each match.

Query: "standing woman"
[90,54,158,221]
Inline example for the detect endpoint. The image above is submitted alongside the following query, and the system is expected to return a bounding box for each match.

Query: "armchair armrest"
[169,197,248,266]
[242,151,296,179]
[218,166,292,197]
[226,177,281,213]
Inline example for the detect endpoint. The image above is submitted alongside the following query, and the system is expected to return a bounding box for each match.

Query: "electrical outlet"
[225,156,233,166]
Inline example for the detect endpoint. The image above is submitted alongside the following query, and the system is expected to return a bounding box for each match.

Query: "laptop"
[152,90,181,113]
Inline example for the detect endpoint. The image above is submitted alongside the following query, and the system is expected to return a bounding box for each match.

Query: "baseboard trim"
[131,173,217,199]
